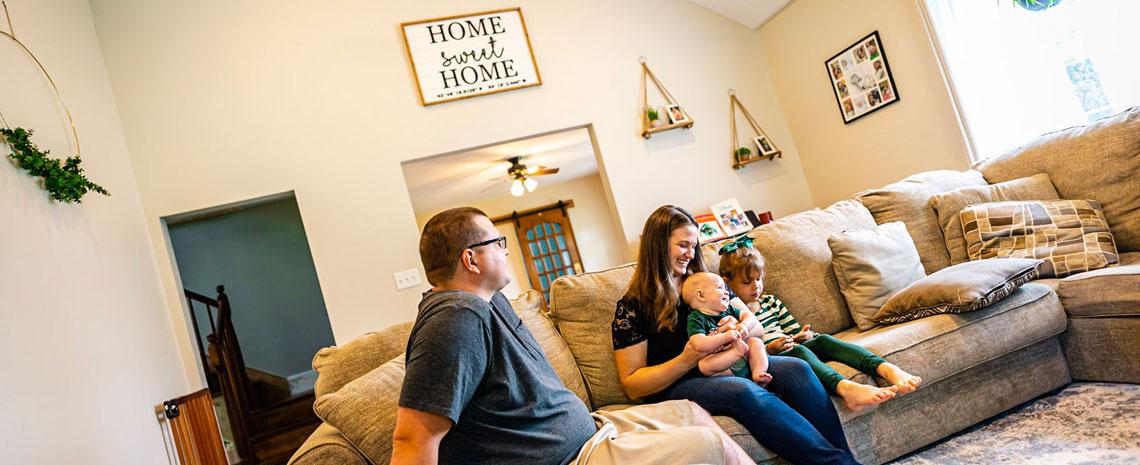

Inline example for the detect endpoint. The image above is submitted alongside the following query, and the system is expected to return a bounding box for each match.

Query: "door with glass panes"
[514,205,583,304]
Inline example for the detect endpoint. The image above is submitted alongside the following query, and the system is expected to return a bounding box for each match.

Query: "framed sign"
[401,8,542,106]
[825,31,899,124]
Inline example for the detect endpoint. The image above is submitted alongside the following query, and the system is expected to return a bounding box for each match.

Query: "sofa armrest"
[288,422,369,465]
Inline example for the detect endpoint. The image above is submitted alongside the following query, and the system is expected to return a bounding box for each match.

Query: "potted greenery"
[735,146,752,163]
[647,107,664,128]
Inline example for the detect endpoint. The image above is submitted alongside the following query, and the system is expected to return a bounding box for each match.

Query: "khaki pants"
[571,400,725,465]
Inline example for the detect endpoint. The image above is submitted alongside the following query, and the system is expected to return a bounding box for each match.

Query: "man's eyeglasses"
[467,236,507,250]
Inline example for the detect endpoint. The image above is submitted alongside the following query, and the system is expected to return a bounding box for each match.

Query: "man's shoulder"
[420,290,493,318]
[415,291,495,336]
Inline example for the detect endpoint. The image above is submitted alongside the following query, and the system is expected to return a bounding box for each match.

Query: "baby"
[683,272,773,386]
[719,243,923,412]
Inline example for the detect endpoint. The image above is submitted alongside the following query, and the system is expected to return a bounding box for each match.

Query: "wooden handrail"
[186,285,256,463]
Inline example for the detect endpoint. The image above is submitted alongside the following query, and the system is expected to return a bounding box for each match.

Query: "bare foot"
[752,371,773,387]
[836,380,897,412]
[877,363,922,394]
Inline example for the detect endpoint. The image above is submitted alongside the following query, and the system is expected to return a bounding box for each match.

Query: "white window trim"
[914,0,982,163]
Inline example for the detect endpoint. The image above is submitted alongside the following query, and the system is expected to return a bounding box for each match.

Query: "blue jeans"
[660,356,860,465]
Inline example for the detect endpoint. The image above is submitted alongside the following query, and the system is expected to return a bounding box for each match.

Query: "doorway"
[163,191,331,464]
[401,125,628,302]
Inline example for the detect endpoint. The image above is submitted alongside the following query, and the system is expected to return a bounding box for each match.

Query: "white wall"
[90,0,817,388]
[0,0,185,463]
[758,0,971,206]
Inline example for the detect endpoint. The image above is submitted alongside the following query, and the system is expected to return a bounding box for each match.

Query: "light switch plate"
[394,268,422,290]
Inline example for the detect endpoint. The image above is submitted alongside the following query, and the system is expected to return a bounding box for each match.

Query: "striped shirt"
[730,294,803,344]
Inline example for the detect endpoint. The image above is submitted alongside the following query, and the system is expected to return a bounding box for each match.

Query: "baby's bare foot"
[837,380,897,412]
[878,363,922,394]
[752,372,773,387]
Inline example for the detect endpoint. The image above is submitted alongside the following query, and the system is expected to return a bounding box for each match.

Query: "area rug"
[888,383,1140,465]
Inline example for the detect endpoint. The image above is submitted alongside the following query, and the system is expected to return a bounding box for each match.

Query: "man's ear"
[460,249,480,274]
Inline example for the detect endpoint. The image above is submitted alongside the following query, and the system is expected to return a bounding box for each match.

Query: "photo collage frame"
[826,31,899,124]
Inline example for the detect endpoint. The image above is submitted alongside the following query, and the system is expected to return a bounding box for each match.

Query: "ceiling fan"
[493,156,560,196]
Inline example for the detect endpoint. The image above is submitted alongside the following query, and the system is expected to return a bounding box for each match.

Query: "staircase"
[187,286,321,465]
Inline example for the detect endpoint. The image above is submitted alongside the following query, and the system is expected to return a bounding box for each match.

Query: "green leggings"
[780,334,886,395]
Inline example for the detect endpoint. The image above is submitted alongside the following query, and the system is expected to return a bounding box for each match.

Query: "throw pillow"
[961,199,1119,278]
[872,258,1042,325]
[313,355,405,465]
[930,173,1060,266]
[828,222,927,331]
[856,169,988,274]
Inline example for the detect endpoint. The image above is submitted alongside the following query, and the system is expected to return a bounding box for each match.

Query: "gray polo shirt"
[400,289,596,465]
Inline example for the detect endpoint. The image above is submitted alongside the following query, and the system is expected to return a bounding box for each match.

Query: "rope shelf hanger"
[1,1,108,203]
[640,56,694,139]
[728,89,782,169]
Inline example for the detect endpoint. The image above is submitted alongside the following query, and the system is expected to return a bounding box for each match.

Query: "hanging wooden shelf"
[640,57,693,139]
[729,90,782,169]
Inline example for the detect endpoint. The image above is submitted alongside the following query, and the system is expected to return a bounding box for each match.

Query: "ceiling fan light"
[510,179,525,196]
[523,177,538,192]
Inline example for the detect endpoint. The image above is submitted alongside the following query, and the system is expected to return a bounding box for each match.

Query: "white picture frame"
[711,198,752,237]
[401,8,542,106]
[664,104,689,125]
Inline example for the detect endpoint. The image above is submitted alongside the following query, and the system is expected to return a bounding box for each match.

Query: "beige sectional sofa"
[289,108,1139,465]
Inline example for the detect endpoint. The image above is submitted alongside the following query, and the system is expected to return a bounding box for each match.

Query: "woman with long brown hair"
[612,205,860,465]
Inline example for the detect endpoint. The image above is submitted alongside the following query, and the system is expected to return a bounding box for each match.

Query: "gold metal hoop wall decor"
[1,1,108,202]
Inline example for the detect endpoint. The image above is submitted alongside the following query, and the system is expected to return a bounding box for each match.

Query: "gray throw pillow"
[872,258,1042,325]
[828,222,926,331]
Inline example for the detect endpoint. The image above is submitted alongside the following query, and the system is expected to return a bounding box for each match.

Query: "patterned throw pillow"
[960,199,1119,278]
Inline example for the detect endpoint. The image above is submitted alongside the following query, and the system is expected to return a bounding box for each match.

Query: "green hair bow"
[718,235,754,255]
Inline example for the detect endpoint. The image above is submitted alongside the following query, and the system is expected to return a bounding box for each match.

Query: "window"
[922,1,1137,161]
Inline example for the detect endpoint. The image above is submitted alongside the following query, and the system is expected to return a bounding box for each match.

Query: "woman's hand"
[686,330,740,363]
[716,315,741,333]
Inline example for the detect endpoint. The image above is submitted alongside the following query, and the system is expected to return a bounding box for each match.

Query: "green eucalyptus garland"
[1,127,109,203]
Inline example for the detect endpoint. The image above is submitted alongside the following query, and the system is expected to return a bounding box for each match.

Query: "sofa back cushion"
[856,170,988,274]
[312,321,414,398]
[313,355,404,465]
[747,199,878,334]
[930,173,1060,266]
[975,106,1140,252]
[312,291,588,405]
[548,264,636,409]
[513,290,591,406]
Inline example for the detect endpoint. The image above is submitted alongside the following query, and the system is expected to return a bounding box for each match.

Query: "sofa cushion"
[961,199,1119,277]
[931,173,1060,266]
[1057,251,1140,318]
[975,106,1140,253]
[312,321,413,398]
[548,264,637,409]
[747,199,878,334]
[834,283,1066,390]
[828,222,926,331]
[313,355,405,465]
[288,420,370,465]
[856,170,988,274]
[513,290,591,405]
